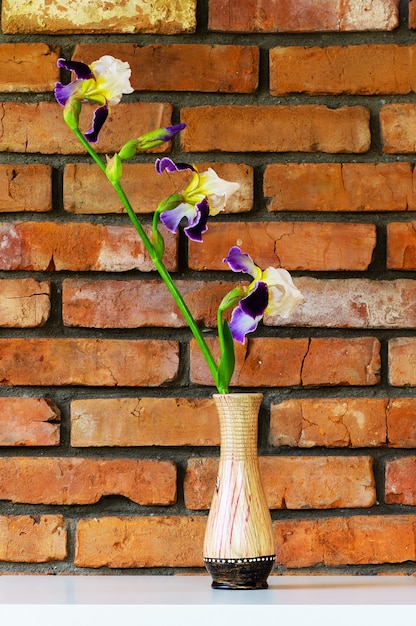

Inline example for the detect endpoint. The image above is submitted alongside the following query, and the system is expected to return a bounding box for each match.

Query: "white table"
[0,575,414,625]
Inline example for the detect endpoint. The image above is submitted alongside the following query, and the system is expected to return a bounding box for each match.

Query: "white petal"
[262,267,305,318]
[91,56,133,106]
[198,168,240,214]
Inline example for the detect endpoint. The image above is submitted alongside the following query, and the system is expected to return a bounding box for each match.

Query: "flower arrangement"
[55,55,304,394]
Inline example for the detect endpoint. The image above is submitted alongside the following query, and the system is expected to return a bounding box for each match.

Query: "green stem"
[114,182,221,390]
[72,128,222,391]
[73,128,108,174]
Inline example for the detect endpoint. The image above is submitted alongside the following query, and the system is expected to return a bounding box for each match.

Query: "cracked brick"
[264,162,414,212]
[381,103,416,154]
[266,278,416,329]
[0,397,60,446]
[0,338,179,386]
[189,221,376,272]
[184,456,376,510]
[64,162,253,215]
[270,398,387,448]
[0,165,52,213]
[209,0,399,32]
[0,457,176,505]
[0,515,67,562]
[0,43,59,91]
[75,516,205,568]
[0,102,173,154]
[275,515,416,568]
[71,397,220,447]
[0,222,177,272]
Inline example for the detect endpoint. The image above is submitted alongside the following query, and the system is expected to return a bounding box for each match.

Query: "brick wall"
[0,0,416,576]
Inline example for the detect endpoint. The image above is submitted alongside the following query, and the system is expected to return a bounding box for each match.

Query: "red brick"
[73,43,259,93]
[208,0,399,33]
[71,397,219,447]
[0,165,52,213]
[0,515,67,563]
[265,278,416,329]
[264,162,414,212]
[301,337,380,387]
[410,0,416,28]
[275,515,416,568]
[387,399,416,448]
[0,458,176,505]
[185,456,375,510]
[190,337,380,387]
[0,338,179,387]
[62,279,238,328]
[270,398,387,448]
[388,338,416,386]
[385,458,416,505]
[0,398,60,446]
[2,0,196,34]
[270,398,416,449]
[0,222,177,272]
[191,337,307,387]
[181,105,370,153]
[0,279,50,327]
[381,104,416,153]
[75,516,205,568]
[64,162,253,215]
[270,45,415,96]
[0,44,59,92]
[387,221,416,270]
[189,222,376,272]
[0,102,173,154]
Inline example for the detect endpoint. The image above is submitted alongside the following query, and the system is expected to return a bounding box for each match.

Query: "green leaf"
[217,319,235,393]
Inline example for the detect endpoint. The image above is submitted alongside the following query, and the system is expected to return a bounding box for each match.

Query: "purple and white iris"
[155,157,240,242]
[224,246,305,343]
[55,55,134,143]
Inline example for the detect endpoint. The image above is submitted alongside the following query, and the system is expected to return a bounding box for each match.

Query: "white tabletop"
[0,575,414,625]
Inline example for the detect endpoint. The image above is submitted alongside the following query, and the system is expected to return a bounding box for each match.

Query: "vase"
[203,393,276,589]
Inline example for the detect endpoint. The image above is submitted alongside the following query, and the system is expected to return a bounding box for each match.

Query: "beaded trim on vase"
[204,555,275,564]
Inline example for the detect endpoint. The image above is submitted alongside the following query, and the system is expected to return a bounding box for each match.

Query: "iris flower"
[55,55,134,143]
[155,157,240,242]
[223,246,305,343]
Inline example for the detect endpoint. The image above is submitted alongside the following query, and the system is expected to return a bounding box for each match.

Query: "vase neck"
[214,393,263,461]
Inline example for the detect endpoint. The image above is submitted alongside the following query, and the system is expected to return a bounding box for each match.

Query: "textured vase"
[203,393,276,589]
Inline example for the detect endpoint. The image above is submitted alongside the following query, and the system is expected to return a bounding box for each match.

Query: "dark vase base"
[204,555,275,590]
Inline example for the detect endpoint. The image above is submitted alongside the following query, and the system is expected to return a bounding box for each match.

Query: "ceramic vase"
[203,393,276,589]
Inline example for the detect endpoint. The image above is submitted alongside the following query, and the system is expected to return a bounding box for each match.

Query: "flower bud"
[137,124,186,151]
[63,100,82,130]
[106,153,123,185]
[118,139,140,161]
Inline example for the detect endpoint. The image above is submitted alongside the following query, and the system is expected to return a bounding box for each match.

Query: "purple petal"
[160,203,196,234]
[57,58,94,80]
[239,281,269,318]
[54,80,80,106]
[84,105,108,143]
[223,246,257,277]
[184,198,209,242]
[229,306,260,344]
[155,157,195,175]
[160,124,187,141]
